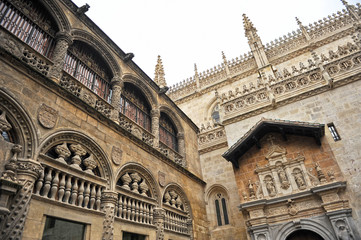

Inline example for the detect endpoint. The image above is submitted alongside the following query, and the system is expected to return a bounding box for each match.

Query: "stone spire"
[296,17,311,41]
[194,63,200,89]
[222,51,230,75]
[154,55,167,89]
[242,14,269,69]
[341,0,360,21]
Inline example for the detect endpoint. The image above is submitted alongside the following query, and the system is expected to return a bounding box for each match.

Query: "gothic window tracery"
[214,193,229,226]
[211,103,220,123]
[63,41,112,102]
[159,113,178,152]
[0,0,57,58]
[119,83,151,131]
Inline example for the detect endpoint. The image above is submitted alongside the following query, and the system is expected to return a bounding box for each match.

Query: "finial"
[341,0,349,6]
[154,55,167,88]
[296,17,311,41]
[194,63,198,75]
[242,14,255,32]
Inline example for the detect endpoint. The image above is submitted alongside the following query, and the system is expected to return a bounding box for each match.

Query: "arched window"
[159,113,178,152]
[211,103,220,123]
[63,41,112,102]
[214,193,229,226]
[119,83,151,131]
[0,0,57,58]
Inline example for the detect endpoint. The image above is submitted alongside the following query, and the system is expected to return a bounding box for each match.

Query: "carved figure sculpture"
[277,166,290,189]
[255,181,263,199]
[293,168,306,190]
[248,180,256,200]
[264,175,276,197]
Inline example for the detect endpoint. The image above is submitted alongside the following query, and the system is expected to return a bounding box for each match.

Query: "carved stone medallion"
[38,104,58,129]
[111,146,122,166]
[158,171,166,187]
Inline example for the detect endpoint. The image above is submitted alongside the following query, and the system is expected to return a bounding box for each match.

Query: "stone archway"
[286,230,324,240]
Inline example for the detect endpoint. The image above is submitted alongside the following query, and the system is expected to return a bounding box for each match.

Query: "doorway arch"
[286,230,324,240]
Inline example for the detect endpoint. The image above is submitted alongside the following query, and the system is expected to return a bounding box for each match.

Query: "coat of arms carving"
[38,104,58,129]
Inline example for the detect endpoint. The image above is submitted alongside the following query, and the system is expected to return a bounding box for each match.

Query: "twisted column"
[109,75,124,123]
[48,31,73,82]
[101,190,118,240]
[151,109,160,148]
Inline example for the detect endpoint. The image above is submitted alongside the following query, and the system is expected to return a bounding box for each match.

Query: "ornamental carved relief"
[37,104,58,129]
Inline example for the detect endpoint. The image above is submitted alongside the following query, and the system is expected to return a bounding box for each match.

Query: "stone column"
[177,132,185,157]
[48,31,73,83]
[153,207,165,240]
[109,75,123,123]
[101,190,118,240]
[0,158,43,240]
[151,109,160,148]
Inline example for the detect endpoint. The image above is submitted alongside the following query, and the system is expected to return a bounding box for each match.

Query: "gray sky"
[72,0,359,86]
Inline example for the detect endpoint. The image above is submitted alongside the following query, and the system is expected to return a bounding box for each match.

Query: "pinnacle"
[242,13,255,31]
[154,55,167,88]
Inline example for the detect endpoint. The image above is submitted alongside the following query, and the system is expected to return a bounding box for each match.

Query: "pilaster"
[153,207,165,240]
[101,190,118,240]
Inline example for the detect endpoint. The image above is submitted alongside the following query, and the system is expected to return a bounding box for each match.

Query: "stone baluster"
[151,109,160,148]
[153,208,165,240]
[95,186,102,210]
[187,219,193,237]
[131,199,136,221]
[83,182,91,208]
[63,175,72,203]
[125,197,130,220]
[144,203,149,224]
[57,173,66,201]
[90,184,97,209]
[70,178,79,205]
[77,180,85,207]
[34,170,44,195]
[48,31,73,82]
[117,195,123,218]
[139,202,144,223]
[50,170,60,199]
[149,205,154,224]
[42,168,53,197]
[101,190,118,240]
[109,75,123,123]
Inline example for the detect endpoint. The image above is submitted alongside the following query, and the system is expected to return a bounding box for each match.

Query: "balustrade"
[164,209,189,235]
[34,163,105,211]
[116,192,156,226]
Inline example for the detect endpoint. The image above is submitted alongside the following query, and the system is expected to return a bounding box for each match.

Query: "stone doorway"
[286,230,324,240]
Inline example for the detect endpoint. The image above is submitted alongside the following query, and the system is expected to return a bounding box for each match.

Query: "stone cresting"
[167,4,361,103]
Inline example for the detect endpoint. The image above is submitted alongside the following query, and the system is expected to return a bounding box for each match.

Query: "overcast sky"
[72,0,359,86]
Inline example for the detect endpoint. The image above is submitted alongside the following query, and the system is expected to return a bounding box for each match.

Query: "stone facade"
[0,0,207,239]
[1,0,361,240]
[169,1,361,240]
